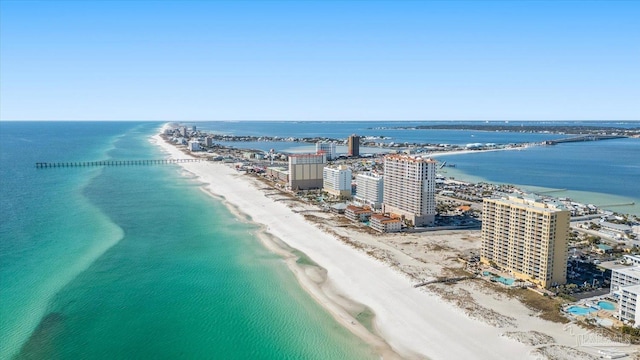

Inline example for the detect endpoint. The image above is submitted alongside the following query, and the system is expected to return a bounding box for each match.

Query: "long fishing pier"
[35,159,204,168]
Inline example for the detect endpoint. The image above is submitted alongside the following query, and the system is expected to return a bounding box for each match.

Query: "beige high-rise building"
[382,155,436,226]
[288,153,326,190]
[481,196,569,289]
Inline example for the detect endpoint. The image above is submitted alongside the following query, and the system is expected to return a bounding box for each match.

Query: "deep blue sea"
[0,122,376,359]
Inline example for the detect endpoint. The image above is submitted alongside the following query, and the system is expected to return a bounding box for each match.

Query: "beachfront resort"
[162,124,640,359]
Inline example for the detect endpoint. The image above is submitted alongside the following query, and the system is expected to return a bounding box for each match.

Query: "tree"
[587,235,601,245]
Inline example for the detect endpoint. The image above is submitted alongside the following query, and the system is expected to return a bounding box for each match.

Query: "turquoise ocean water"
[1,120,638,359]
[0,122,376,359]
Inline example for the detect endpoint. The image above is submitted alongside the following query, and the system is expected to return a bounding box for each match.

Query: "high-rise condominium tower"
[481,196,569,289]
[382,155,436,226]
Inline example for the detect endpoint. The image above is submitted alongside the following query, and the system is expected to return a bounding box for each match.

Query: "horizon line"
[2,119,640,122]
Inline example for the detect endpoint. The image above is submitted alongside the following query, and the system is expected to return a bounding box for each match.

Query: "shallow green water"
[1,122,376,360]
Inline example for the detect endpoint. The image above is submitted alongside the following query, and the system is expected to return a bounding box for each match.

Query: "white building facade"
[619,284,640,325]
[316,142,337,161]
[323,165,352,197]
[382,155,436,226]
[611,266,640,293]
[188,140,201,152]
[354,173,384,209]
[370,214,402,233]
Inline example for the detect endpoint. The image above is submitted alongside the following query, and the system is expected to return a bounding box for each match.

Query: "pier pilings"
[35,159,203,168]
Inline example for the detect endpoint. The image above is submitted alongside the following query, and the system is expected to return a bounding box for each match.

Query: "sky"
[0,0,638,121]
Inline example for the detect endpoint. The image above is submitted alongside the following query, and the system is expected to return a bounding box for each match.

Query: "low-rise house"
[594,244,614,254]
[345,205,372,222]
[330,203,347,214]
[266,167,289,183]
[601,221,632,238]
[370,214,402,233]
[456,205,471,215]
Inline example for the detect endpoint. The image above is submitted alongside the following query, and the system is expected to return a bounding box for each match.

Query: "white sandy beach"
[151,128,630,360]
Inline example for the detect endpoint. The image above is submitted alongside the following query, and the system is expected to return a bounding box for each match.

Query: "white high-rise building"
[188,140,201,152]
[354,173,384,209]
[316,142,337,161]
[619,284,640,325]
[611,267,640,293]
[323,165,352,197]
[382,155,436,226]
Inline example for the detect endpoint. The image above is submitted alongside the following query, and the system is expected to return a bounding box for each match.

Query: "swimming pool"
[567,306,596,316]
[598,301,616,311]
[492,276,515,286]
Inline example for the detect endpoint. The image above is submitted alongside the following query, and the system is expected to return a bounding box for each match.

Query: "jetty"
[597,202,636,208]
[35,159,203,168]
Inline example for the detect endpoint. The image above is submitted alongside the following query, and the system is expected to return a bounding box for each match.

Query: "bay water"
[195,121,640,216]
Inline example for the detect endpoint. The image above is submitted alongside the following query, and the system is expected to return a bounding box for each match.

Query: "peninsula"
[154,123,640,360]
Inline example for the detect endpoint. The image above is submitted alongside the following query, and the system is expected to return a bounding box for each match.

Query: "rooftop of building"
[381,218,401,224]
[601,221,633,231]
[324,164,350,171]
[370,214,401,223]
[597,244,614,251]
[613,266,640,277]
[383,154,437,163]
[356,172,383,179]
[267,166,288,172]
[485,194,567,212]
[346,205,372,213]
[289,153,325,158]
[331,203,348,211]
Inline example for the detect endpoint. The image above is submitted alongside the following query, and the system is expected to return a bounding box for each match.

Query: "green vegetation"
[508,288,570,324]
[621,325,640,337]
[586,235,601,245]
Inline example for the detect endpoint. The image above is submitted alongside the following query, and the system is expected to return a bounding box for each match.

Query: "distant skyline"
[1,0,639,121]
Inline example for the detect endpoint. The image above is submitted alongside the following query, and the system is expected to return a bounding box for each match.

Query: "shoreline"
[437,158,640,217]
[151,125,625,360]
[190,184,400,358]
[151,132,404,358]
